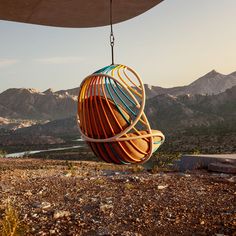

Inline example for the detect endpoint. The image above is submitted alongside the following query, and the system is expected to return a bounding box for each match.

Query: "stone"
[53,210,71,219]
[158,185,168,190]
[64,172,72,177]
[227,176,236,183]
[34,202,51,209]
[38,190,43,195]
[25,190,32,196]
[49,229,56,234]
[178,173,191,177]
[100,203,113,213]
[91,197,98,202]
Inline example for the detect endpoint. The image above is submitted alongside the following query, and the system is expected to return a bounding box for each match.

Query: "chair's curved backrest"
[77,64,165,164]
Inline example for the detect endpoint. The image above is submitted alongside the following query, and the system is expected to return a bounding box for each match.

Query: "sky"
[0,0,236,93]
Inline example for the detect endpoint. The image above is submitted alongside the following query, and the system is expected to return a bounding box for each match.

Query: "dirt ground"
[0,158,235,236]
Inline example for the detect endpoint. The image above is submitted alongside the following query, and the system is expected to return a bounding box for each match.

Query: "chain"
[110,0,115,65]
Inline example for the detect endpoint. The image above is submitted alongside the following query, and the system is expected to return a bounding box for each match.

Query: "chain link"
[110,33,115,46]
[110,0,115,65]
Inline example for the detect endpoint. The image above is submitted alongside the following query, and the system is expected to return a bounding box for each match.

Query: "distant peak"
[205,69,220,76]
[21,88,39,94]
[43,88,54,94]
[144,84,153,90]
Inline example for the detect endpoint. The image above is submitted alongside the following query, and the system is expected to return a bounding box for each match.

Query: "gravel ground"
[0,158,235,236]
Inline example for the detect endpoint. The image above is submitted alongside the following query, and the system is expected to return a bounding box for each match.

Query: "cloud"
[35,56,84,65]
[0,59,18,68]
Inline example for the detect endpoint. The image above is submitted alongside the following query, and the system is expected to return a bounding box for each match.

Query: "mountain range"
[9,85,234,137]
[146,85,236,132]
[0,70,235,122]
[0,88,77,120]
[144,70,236,98]
[56,70,236,98]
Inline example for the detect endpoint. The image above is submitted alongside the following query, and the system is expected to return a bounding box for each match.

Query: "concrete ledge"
[208,162,236,174]
[176,154,236,172]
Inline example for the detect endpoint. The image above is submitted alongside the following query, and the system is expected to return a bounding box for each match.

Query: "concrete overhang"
[0,0,164,28]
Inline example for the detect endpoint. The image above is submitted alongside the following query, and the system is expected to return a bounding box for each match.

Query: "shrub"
[0,150,7,158]
[152,152,181,169]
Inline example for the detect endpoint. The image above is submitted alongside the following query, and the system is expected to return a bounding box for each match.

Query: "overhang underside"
[0,0,164,28]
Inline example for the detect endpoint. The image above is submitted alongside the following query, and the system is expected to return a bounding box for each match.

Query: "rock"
[105,197,113,204]
[219,173,230,178]
[49,229,56,234]
[64,172,72,177]
[38,190,43,195]
[100,203,113,213]
[34,202,51,209]
[78,198,84,203]
[91,197,98,202]
[121,232,142,236]
[227,176,236,183]
[53,210,71,219]
[25,190,32,196]
[128,176,140,182]
[158,185,168,190]
[178,173,191,177]
[97,228,111,235]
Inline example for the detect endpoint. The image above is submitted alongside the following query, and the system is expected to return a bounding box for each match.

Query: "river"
[6,138,84,158]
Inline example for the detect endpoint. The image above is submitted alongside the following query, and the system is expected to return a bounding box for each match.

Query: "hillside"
[1,87,235,153]
[11,86,236,137]
[15,116,78,136]
[0,88,77,120]
[145,86,236,132]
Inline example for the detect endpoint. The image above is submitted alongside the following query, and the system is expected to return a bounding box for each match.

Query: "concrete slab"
[176,154,236,172]
[208,162,236,174]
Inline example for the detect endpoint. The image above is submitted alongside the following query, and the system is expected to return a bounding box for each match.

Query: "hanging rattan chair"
[77,64,165,164]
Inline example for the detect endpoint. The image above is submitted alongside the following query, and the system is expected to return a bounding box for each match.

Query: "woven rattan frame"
[77,64,165,164]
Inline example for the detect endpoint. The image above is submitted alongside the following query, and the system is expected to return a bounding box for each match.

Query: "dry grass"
[93,178,106,185]
[0,201,25,236]
[124,182,135,190]
[0,150,7,158]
